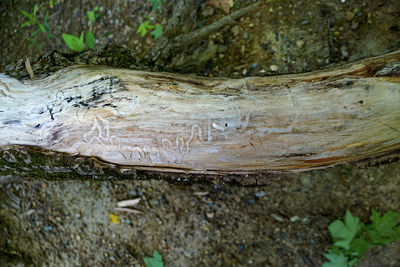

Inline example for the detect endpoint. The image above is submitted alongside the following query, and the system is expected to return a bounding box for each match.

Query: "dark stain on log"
[325,80,355,89]
[3,120,21,125]
[282,152,316,158]
[303,156,342,163]
[47,106,54,120]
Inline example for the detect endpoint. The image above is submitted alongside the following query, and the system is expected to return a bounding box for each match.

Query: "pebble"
[247,198,256,205]
[242,32,249,40]
[206,212,214,219]
[301,19,310,25]
[351,22,359,30]
[270,65,278,71]
[231,25,240,36]
[290,216,299,222]
[271,213,284,222]
[296,40,305,48]
[255,191,265,197]
[249,23,254,28]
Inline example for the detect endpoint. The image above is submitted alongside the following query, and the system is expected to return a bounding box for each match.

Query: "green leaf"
[44,11,51,31]
[38,23,46,33]
[31,28,40,37]
[85,31,95,49]
[349,236,371,258]
[328,211,360,250]
[80,31,84,43]
[62,33,84,52]
[137,21,154,37]
[151,24,163,39]
[20,10,33,20]
[322,252,351,267]
[144,250,164,267]
[33,4,38,19]
[88,10,96,23]
[21,21,32,28]
[148,0,165,12]
[366,209,400,245]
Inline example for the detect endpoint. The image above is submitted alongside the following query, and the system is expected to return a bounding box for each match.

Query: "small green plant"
[137,0,165,39]
[48,0,57,8]
[144,250,164,267]
[148,0,165,12]
[20,4,56,44]
[323,209,400,267]
[20,4,46,32]
[137,21,163,39]
[62,31,95,52]
[88,6,100,23]
[21,4,48,44]
[62,6,99,52]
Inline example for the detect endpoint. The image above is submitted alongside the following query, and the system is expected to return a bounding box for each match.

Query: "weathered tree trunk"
[1,51,400,179]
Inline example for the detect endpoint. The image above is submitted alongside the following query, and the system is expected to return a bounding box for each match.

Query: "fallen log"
[1,51,400,177]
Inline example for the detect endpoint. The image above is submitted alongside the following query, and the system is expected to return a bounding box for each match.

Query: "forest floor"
[1,0,400,266]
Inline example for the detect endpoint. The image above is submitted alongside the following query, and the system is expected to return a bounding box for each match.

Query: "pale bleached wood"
[1,51,400,174]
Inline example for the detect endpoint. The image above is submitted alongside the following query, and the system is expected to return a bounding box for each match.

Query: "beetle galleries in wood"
[1,51,400,174]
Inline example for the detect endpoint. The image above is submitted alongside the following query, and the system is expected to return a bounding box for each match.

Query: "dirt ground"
[1,0,400,266]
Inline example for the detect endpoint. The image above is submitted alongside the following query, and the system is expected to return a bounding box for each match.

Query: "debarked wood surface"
[1,51,400,174]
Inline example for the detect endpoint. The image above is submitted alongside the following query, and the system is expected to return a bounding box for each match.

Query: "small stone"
[301,19,309,25]
[247,198,255,205]
[271,213,284,222]
[249,23,254,28]
[270,65,278,72]
[296,40,305,48]
[256,12,261,18]
[206,212,214,219]
[231,25,240,36]
[255,191,265,197]
[351,22,359,30]
[290,216,299,222]
[242,31,249,40]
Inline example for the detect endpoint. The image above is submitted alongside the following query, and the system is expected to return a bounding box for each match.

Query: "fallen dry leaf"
[109,213,119,224]
[206,0,234,13]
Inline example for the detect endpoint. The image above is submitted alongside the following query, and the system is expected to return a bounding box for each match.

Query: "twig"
[144,1,261,69]
[25,58,35,80]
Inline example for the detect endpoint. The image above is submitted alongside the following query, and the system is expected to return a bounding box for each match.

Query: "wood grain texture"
[1,51,400,174]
